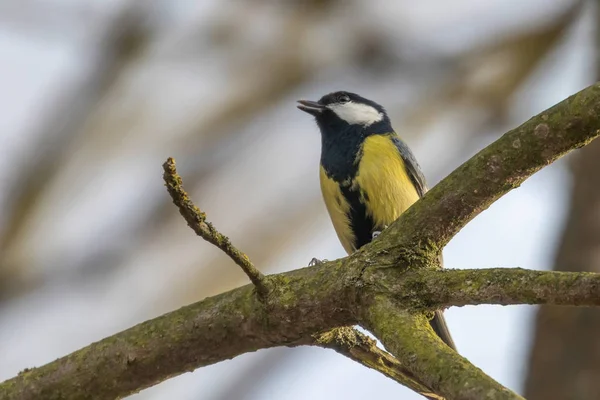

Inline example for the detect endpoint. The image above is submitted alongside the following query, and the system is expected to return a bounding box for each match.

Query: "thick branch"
[391,268,600,309]
[369,83,600,260]
[315,327,443,400]
[162,157,269,295]
[7,265,593,399]
[0,262,356,400]
[3,265,598,399]
[360,295,523,400]
[3,266,599,399]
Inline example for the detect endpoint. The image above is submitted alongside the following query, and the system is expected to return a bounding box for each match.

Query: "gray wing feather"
[391,135,428,198]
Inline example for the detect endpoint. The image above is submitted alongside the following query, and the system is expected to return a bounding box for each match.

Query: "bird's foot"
[308,257,328,267]
[372,225,388,240]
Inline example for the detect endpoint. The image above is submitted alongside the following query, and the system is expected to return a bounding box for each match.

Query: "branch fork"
[162,157,433,396]
[3,83,600,400]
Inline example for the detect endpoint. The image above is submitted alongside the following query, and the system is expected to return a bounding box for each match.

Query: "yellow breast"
[354,134,420,230]
[319,134,420,254]
[320,167,355,254]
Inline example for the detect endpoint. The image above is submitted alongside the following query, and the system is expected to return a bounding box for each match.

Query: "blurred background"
[0,0,598,399]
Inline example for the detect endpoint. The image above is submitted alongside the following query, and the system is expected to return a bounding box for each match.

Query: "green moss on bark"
[361,295,524,400]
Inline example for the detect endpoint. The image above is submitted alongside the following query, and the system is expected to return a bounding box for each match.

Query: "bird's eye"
[338,94,350,103]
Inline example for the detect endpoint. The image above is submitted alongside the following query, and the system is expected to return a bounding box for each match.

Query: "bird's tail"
[430,310,456,351]
[431,253,457,350]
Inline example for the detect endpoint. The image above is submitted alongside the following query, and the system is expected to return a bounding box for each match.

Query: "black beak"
[297,100,326,116]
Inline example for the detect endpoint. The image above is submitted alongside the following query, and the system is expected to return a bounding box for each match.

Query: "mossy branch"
[376,268,600,310]
[361,296,524,400]
[2,83,600,399]
[162,157,270,295]
[0,261,356,400]
[162,157,424,396]
[368,83,600,261]
[315,327,444,400]
[433,268,598,307]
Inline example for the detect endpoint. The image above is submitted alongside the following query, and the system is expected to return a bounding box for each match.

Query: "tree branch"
[390,268,600,309]
[3,83,600,399]
[314,327,444,400]
[360,295,524,400]
[368,83,600,261]
[162,157,270,295]
[0,261,356,400]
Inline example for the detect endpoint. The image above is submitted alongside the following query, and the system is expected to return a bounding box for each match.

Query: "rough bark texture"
[4,266,596,400]
[525,138,600,400]
[0,262,356,400]
[396,268,600,309]
[2,83,600,400]
[360,296,524,400]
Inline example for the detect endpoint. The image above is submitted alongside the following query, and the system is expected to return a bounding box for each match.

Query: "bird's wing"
[392,135,457,349]
[391,134,428,198]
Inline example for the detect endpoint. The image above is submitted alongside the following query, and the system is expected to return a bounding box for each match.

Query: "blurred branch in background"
[0,1,149,299]
[0,0,340,305]
[399,0,583,181]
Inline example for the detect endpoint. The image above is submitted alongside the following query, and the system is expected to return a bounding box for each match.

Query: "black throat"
[318,118,391,182]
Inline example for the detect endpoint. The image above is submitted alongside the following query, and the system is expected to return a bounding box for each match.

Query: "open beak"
[297,99,326,116]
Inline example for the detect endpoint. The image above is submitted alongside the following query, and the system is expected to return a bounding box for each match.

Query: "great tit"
[297,91,456,350]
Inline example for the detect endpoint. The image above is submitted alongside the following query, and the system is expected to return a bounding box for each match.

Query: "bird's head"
[297,91,390,134]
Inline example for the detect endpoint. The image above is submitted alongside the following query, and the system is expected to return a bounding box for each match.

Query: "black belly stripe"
[339,184,375,250]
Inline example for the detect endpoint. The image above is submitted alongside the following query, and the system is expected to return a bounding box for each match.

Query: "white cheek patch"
[327,101,384,126]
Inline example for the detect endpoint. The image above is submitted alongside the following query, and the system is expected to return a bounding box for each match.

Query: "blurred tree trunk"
[525,3,600,399]
[524,141,600,400]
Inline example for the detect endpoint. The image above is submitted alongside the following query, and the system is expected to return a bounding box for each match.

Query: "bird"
[297,91,456,350]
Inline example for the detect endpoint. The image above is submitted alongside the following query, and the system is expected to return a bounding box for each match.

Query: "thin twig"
[315,327,444,400]
[162,157,269,295]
